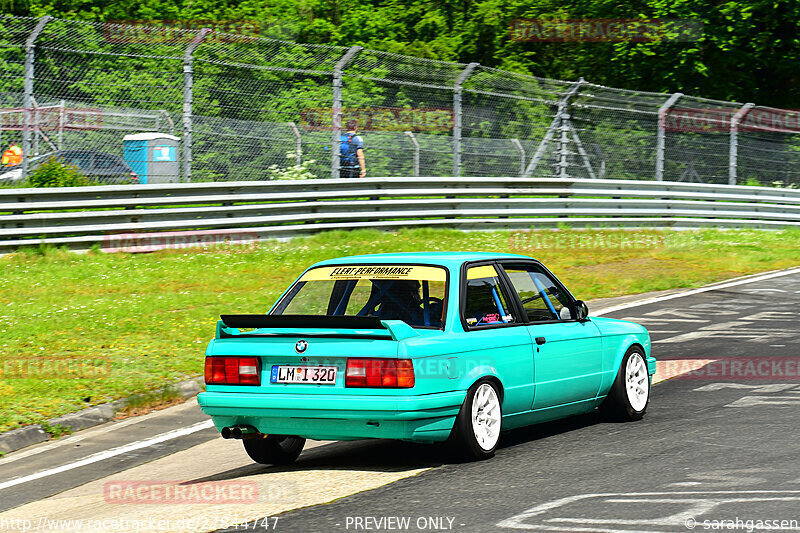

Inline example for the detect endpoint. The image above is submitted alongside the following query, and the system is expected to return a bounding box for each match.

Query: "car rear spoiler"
[216,314,420,341]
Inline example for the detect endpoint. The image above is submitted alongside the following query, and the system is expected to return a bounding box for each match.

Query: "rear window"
[272,265,448,329]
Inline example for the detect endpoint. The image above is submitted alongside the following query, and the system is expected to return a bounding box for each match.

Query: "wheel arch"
[599,335,651,396]
[478,375,505,403]
[460,368,505,404]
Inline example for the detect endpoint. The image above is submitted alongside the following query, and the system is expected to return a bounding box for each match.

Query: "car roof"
[311,251,537,270]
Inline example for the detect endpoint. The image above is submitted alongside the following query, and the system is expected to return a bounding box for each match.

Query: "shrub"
[266,152,318,180]
[28,157,90,188]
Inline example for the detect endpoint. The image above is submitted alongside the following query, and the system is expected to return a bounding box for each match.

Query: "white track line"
[0,420,213,492]
[0,411,179,466]
[593,267,800,316]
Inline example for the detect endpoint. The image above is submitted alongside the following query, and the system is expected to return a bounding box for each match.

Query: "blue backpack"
[340,133,357,166]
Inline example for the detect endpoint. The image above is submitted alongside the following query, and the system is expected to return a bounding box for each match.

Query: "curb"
[0,377,204,455]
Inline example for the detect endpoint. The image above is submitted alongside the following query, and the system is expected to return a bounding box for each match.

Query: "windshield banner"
[300,265,446,282]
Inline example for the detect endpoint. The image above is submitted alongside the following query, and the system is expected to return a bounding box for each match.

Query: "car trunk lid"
[207,315,419,393]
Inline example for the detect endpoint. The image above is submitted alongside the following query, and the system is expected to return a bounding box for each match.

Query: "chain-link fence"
[2,14,799,187]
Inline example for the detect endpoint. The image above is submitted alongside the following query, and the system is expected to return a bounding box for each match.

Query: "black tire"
[243,435,306,465]
[447,379,502,461]
[601,346,650,421]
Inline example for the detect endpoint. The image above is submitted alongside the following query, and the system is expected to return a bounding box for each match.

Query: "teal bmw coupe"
[197,252,654,463]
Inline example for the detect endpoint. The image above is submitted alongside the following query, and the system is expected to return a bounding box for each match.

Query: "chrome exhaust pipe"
[222,425,261,440]
[232,425,260,439]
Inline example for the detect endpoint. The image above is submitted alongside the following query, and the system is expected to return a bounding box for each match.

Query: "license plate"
[270,365,337,385]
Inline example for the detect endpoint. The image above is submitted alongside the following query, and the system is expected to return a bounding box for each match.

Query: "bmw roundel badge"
[295,340,308,354]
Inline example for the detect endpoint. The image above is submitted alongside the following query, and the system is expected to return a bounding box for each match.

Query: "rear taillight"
[345,358,414,388]
[204,357,260,385]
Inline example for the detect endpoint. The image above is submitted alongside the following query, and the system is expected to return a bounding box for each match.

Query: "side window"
[463,265,516,328]
[503,265,572,322]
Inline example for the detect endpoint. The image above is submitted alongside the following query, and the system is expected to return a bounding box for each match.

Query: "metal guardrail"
[1,178,799,253]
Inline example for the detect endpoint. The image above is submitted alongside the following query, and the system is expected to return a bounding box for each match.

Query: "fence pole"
[729,103,754,186]
[511,138,525,177]
[557,111,570,179]
[182,28,210,183]
[405,131,420,177]
[331,46,362,179]
[655,92,682,181]
[452,62,479,177]
[556,78,585,179]
[524,78,583,179]
[21,15,51,181]
[288,122,302,164]
[58,99,65,150]
[32,100,39,157]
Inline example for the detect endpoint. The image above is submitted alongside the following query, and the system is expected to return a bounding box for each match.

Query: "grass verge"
[1,227,799,433]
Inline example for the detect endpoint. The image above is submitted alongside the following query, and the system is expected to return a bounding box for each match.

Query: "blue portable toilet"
[123,133,180,184]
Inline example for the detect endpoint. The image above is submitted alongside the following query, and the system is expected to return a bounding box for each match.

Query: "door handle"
[535,337,546,345]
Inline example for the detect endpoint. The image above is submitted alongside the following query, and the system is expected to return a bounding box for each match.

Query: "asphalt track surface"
[2,268,800,533]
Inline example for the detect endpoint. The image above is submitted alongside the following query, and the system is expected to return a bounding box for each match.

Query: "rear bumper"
[197,390,466,442]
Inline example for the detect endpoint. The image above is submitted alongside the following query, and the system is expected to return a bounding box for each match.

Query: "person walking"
[339,120,366,178]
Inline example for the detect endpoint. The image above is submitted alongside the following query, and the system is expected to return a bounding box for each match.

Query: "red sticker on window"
[481,313,501,323]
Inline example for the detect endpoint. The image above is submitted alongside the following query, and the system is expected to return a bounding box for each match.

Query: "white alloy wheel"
[471,383,501,451]
[625,352,649,412]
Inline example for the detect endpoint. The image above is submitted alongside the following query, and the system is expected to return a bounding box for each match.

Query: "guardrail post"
[405,131,420,177]
[452,62,479,177]
[523,78,583,179]
[288,122,302,164]
[655,92,682,181]
[331,46,362,179]
[21,15,51,181]
[511,138,525,177]
[182,28,210,183]
[729,103,754,186]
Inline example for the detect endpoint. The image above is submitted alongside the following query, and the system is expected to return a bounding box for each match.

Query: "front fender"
[591,317,653,396]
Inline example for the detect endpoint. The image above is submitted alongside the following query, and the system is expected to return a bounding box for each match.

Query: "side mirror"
[573,300,589,322]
